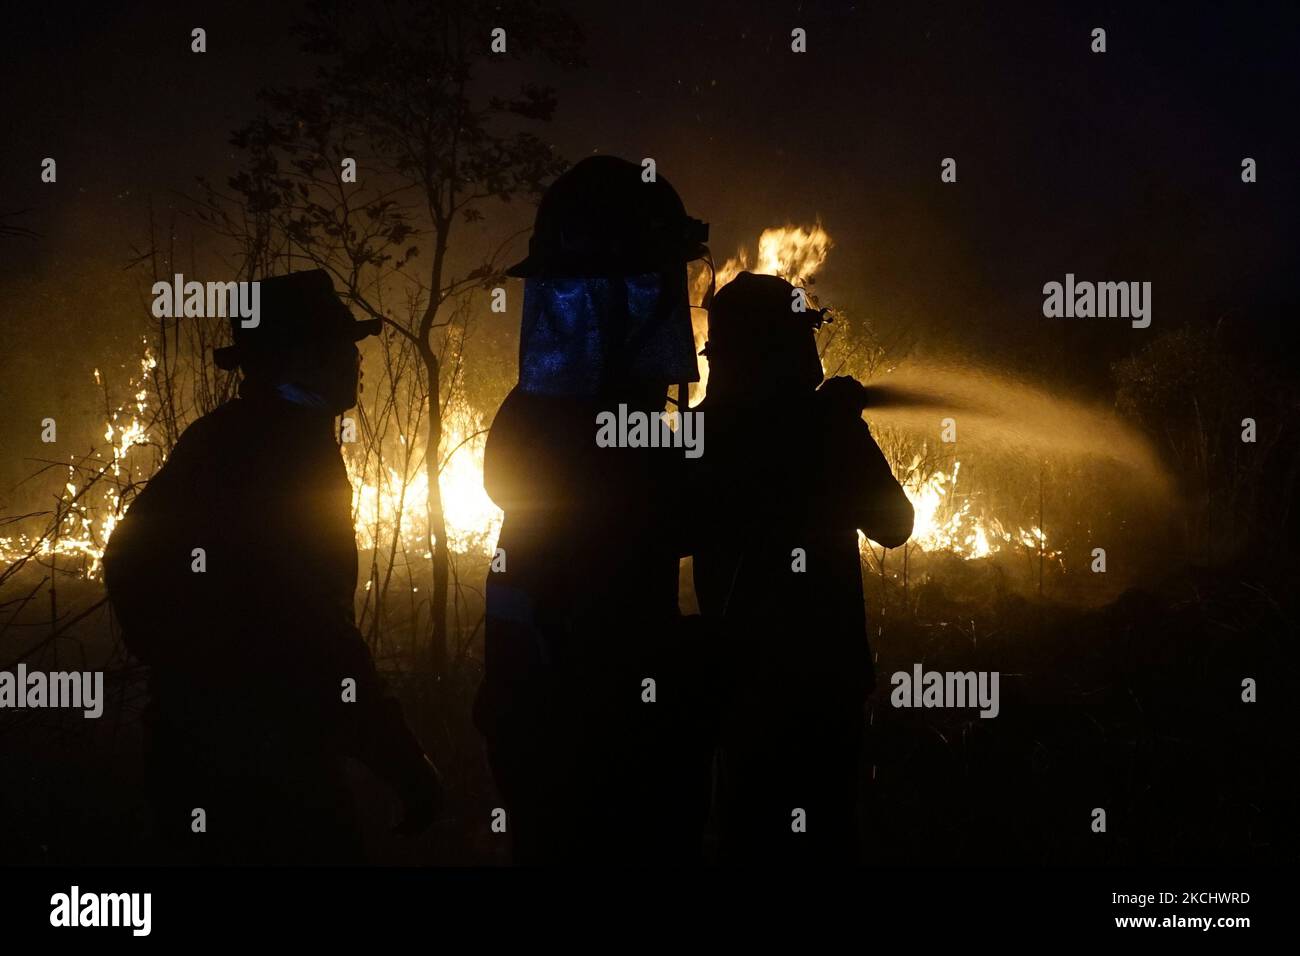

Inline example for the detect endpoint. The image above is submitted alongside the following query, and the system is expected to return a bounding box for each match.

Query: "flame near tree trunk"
[1,223,1057,583]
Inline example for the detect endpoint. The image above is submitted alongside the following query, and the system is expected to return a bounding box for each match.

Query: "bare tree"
[195,0,582,674]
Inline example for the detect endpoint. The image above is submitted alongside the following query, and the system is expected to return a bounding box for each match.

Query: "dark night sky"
[2,0,1297,491]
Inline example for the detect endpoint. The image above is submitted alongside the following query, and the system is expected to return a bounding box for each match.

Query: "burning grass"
[3,222,1166,604]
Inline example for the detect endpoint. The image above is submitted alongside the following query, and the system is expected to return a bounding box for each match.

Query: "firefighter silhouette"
[474,156,716,863]
[692,271,914,863]
[103,269,442,864]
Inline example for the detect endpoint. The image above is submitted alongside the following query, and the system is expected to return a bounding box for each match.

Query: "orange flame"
[3,230,1054,578]
[690,223,833,404]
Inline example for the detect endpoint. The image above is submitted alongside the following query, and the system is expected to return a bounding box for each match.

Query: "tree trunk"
[420,341,450,678]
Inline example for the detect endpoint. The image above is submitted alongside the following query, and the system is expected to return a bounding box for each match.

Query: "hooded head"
[703,271,827,398]
[507,156,709,399]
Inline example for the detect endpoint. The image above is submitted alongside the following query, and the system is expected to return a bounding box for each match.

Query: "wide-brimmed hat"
[213,269,381,371]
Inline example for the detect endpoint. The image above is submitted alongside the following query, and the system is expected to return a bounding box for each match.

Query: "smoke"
[860,361,1171,493]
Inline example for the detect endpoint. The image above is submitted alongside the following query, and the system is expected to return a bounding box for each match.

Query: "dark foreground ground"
[0,558,1295,866]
